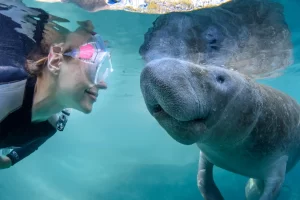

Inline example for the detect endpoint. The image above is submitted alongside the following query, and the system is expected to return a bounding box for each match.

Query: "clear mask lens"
[63,34,114,84]
[93,52,114,84]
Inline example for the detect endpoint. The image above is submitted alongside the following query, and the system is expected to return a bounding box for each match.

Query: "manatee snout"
[140,58,247,144]
[140,58,217,124]
[140,59,202,122]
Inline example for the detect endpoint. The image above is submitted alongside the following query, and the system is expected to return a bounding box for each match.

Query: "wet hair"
[25,44,72,76]
[25,19,96,76]
[25,20,72,76]
[25,57,48,76]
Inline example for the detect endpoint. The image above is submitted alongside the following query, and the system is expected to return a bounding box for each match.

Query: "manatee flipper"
[245,156,287,200]
[197,151,224,200]
[260,156,287,200]
[245,178,264,200]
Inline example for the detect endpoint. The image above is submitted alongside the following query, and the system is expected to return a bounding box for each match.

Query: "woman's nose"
[96,81,107,89]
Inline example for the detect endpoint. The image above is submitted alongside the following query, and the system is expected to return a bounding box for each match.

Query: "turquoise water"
[0,0,300,199]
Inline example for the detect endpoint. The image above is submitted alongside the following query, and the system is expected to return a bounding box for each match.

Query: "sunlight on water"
[0,0,300,199]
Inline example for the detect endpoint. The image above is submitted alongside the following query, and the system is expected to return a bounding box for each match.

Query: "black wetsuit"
[0,1,65,166]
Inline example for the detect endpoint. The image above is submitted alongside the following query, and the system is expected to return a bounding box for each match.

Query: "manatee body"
[139,1,297,199]
[140,58,300,200]
[139,0,293,79]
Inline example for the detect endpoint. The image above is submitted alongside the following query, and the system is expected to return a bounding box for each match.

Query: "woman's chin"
[80,104,93,114]
[73,100,93,114]
[77,95,97,114]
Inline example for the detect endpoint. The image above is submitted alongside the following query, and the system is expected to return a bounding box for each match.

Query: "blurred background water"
[0,0,300,199]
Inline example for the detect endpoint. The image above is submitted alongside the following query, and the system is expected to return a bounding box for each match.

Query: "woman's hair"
[25,57,48,76]
[25,19,96,76]
[25,20,71,76]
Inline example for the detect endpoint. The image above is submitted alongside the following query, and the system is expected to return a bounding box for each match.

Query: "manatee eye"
[209,39,217,44]
[216,75,225,83]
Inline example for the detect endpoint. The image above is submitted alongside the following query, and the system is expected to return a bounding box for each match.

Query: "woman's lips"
[86,90,98,101]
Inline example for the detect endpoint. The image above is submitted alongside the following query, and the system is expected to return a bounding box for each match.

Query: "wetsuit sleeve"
[5,120,57,166]
[6,136,51,166]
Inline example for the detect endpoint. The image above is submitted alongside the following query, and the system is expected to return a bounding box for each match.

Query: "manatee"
[139,0,293,79]
[139,57,300,200]
[139,0,298,199]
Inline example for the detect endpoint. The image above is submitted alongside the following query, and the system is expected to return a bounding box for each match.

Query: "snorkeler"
[0,1,113,168]
[35,0,231,14]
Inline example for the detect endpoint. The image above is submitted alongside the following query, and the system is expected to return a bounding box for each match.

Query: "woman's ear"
[48,44,64,75]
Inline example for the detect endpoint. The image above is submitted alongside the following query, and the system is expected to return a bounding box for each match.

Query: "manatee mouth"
[152,104,163,114]
[149,103,208,145]
[149,104,169,118]
[140,58,209,122]
[150,103,207,123]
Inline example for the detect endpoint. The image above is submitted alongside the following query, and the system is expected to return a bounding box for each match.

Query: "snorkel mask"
[55,33,113,132]
[63,34,114,84]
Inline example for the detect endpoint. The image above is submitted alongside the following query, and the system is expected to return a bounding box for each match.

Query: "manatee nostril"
[153,104,163,113]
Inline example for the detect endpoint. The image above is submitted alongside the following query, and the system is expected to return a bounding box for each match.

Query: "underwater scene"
[1,0,300,199]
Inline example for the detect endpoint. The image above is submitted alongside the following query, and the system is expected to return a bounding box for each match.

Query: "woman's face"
[55,32,107,113]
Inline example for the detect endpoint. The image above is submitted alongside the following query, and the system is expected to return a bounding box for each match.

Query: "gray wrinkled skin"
[139,1,298,199]
[140,58,300,200]
[139,0,293,79]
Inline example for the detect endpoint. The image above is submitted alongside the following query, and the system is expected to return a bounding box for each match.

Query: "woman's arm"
[5,137,50,167]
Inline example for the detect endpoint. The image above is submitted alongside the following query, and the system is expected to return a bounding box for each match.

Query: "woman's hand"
[0,156,12,169]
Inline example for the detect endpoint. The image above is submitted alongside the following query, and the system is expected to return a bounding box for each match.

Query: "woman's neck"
[31,75,64,122]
